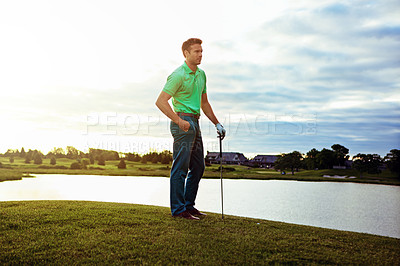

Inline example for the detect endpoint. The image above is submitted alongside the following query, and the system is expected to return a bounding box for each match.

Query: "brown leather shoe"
[173,210,200,220]
[187,208,207,217]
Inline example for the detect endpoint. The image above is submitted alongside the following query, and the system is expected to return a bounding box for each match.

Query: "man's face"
[186,44,203,66]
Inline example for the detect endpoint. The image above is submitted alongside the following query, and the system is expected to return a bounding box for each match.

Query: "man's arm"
[202,93,226,139]
[155,91,190,132]
[201,93,219,125]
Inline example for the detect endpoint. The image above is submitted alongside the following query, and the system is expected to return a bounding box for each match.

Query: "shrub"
[70,162,82,169]
[118,159,127,169]
[9,157,14,163]
[33,154,42,165]
[50,156,56,165]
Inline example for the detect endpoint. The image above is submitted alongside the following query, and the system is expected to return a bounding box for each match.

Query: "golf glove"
[216,123,226,140]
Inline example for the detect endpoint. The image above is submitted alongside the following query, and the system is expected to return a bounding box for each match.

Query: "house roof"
[252,155,278,163]
[206,152,248,162]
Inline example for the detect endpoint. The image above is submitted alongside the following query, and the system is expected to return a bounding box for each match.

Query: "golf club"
[219,134,224,219]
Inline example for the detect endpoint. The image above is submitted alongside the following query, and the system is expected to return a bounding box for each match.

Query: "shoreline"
[1,169,400,186]
[1,159,399,186]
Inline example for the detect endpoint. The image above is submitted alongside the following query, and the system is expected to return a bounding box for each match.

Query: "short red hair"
[182,38,202,57]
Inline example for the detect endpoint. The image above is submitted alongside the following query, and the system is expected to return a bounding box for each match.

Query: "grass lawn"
[1,157,399,185]
[1,201,399,264]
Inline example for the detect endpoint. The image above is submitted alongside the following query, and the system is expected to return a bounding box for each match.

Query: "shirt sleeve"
[162,71,182,97]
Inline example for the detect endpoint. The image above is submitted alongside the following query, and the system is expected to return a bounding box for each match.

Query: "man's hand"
[179,119,191,132]
[216,123,226,140]
[156,92,191,132]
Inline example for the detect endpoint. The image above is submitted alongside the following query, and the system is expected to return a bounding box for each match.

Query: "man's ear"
[184,49,189,58]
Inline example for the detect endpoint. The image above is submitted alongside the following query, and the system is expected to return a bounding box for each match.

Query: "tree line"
[274,144,400,178]
[1,147,173,170]
[2,145,399,178]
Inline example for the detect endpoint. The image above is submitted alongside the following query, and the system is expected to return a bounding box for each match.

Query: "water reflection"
[1,174,399,239]
[0,175,170,207]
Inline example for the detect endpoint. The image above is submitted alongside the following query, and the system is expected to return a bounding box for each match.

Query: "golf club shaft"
[219,135,224,219]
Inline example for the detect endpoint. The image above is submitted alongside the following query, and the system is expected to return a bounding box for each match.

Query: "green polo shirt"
[163,62,207,115]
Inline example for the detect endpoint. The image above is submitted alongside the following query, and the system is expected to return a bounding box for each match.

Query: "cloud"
[198,1,400,156]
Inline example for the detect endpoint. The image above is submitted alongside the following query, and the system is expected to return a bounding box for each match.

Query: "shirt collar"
[183,61,199,75]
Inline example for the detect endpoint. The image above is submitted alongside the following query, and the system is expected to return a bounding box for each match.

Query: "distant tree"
[151,156,159,164]
[89,148,119,162]
[50,147,66,158]
[9,156,14,163]
[118,159,127,169]
[331,144,349,166]
[110,151,119,160]
[142,152,151,163]
[126,153,135,162]
[79,151,88,159]
[133,154,141,162]
[143,152,162,164]
[45,151,54,159]
[33,153,42,165]
[274,155,288,174]
[25,154,31,164]
[89,148,100,160]
[5,149,17,157]
[161,155,171,164]
[274,151,303,175]
[287,151,303,174]
[20,147,26,158]
[304,148,320,170]
[89,153,95,164]
[97,155,106,166]
[353,154,382,177]
[50,156,57,165]
[66,146,79,159]
[385,149,400,179]
[368,154,382,175]
[316,148,335,169]
[81,159,90,169]
[161,150,172,164]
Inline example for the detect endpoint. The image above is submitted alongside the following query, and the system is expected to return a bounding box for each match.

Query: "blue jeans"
[170,116,205,216]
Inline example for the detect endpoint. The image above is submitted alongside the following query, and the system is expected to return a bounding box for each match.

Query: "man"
[155,38,226,220]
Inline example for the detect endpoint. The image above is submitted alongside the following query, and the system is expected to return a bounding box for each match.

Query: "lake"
[1,174,399,239]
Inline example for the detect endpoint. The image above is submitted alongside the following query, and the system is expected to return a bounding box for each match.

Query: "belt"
[176,112,200,119]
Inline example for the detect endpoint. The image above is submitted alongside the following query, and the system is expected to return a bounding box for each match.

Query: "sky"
[0,0,399,158]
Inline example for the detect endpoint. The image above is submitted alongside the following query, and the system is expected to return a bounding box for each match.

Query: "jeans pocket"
[170,119,195,137]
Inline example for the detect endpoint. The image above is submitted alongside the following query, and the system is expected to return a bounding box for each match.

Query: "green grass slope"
[1,201,399,264]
